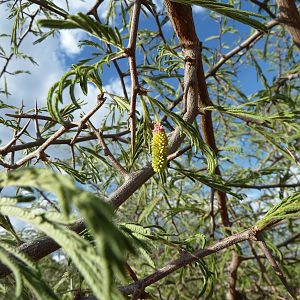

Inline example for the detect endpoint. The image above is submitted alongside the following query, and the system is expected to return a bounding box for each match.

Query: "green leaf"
[38,13,123,49]
[256,192,300,230]
[173,167,243,199]
[0,244,58,299]
[0,168,135,299]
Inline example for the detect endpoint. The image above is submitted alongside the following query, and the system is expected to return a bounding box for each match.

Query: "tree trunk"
[276,0,300,51]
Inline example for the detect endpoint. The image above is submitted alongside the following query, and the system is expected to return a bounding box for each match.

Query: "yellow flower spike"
[152,122,168,173]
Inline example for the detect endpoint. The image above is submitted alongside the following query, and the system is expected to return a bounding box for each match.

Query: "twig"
[248,240,277,293]
[250,0,276,18]
[87,121,128,178]
[276,233,300,248]
[70,94,106,145]
[205,19,279,78]
[87,5,129,100]
[34,101,42,139]
[6,113,63,122]
[0,119,31,154]
[210,188,216,238]
[0,130,130,156]
[70,144,76,169]
[257,234,296,299]
[228,182,300,189]
[275,71,300,92]
[127,0,142,154]
[284,147,300,168]
[11,125,71,168]
[4,100,106,169]
[167,145,191,161]
[39,190,60,212]
[125,262,139,282]
[11,104,25,164]
[28,0,67,18]
[227,251,241,300]
[0,9,39,78]
[86,0,104,19]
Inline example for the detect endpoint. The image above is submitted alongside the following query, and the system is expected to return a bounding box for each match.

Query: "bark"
[276,0,300,51]
[227,251,242,300]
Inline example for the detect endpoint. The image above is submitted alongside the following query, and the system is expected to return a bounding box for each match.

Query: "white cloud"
[0,10,65,108]
[55,0,90,14]
[59,29,85,56]
[193,6,206,14]
[103,78,129,96]
[0,7,65,148]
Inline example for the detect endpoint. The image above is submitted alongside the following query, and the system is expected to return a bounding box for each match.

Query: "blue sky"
[0,1,279,113]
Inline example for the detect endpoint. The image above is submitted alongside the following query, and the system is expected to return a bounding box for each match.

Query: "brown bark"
[227,251,242,300]
[257,235,296,299]
[164,1,198,46]
[276,0,300,51]
[165,0,231,228]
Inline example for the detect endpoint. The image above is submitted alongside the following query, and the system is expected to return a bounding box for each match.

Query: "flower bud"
[151,122,168,173]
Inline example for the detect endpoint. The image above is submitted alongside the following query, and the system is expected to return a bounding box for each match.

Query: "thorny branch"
[28,0,67,18]
[127,0,142,154]
[117,227,265,297]
[206,19,279,79]
[87,120,129,177]
[0,9,39,79]
[0,129,130,156]
[0,97,106,169]
[0,119,31,154]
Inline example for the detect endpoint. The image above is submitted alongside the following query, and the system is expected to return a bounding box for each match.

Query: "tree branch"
[127,0,142,154]
[257,234,296,299]
[228,182,300,189]
[276,233,300,248]
[0,120,31,154]
[27,0,67,18]
[227,251,242,300]
[118,228,256,297]
[0,9,39,79]
[206,19,279,78]
[87,121,128,177]
[0,130,129,156]
[0,98,106,169]
[250,0,276,18]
